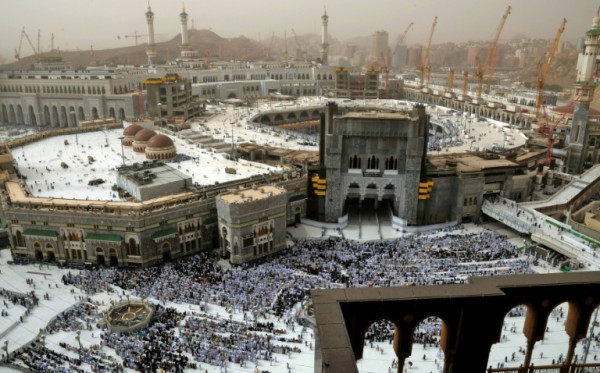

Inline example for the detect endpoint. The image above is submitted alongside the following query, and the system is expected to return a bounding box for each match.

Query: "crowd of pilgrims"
[9,228,533,372]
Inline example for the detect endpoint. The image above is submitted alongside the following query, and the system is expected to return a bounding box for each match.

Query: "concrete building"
[334,67,380,99]
[1,124,307,267]
[116,162,190,201]
[319,103,428,225]
[144,73,202,127]
[216,185,288,264]
[370,31,389,62]
[0,68,145,126]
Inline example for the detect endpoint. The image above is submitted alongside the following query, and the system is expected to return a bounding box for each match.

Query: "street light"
[70,110,79,146]
[157,103,162,130]
[117,136,126,166]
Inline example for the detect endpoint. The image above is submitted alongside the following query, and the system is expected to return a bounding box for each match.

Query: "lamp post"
[117,136,126,166]
[157,103,162,129]
[70,110,79,146]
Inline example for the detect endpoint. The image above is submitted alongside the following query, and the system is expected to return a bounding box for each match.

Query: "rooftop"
[218,185,285,204]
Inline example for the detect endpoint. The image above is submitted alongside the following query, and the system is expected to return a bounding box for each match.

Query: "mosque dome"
[146,134,174,148]
[145,134,176,161]
[134,129,157,142]
[123,124,143,136]
[132,129,157,153]
[122,124,145,147]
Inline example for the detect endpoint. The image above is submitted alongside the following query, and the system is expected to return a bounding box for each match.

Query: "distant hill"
[1,29,272,69]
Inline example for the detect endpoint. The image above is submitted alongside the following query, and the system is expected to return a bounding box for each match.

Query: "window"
[67,223,75,227]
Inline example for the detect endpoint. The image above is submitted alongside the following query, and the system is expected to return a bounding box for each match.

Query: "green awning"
[151,227,177,239]
[86,233,122,242]
[23,229,58,238]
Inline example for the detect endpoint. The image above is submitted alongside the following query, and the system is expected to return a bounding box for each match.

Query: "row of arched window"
[349,155,398,170]
[280,88,317,96]
[0,84,129,95]
[0,103,125,126]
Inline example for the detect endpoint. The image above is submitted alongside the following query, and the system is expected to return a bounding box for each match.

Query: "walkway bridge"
[482,164,600,271]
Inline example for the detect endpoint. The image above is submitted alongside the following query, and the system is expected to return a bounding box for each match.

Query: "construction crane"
[484,6,511,93]
[535,18,567,118]
[474,55,484,101]
[291,29,306,60]
[14,27,38,60]
[419,16,437,90]
[118,32,147,46]
[392,22,414,62]
[445,69,455,98]
[388,22,414,66]
[461,70,469,99]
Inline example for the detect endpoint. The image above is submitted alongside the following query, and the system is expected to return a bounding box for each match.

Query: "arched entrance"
[161,242,172,261]
[1,104,7,123]
[28,105,37,125]
[43,106,51,126]
[16,105,24,124]
[96,247,105,266]
[45,243,55,262]
[109,248,118,266]
[34,242,43,261]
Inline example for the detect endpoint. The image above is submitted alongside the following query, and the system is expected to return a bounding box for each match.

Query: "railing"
[488,363,600,373]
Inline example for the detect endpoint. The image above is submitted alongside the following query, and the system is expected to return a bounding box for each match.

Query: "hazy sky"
[2,0,598,61]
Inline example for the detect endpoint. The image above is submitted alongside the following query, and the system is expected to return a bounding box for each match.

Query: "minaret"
[145,2,157,65]
[567,8,599,173]
[180,3,190,58]
[321,7,329,65]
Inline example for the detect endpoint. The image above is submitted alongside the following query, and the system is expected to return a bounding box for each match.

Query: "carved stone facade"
[216,185,288,265]
[322,103,427,225]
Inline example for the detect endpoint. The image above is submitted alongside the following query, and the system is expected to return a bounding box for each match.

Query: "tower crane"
[118,32,147,46]
[484,6,511,93]
[392,22,414,66]
[14,27,38,60]
[535,18,567,118]
[445,69,455,98]
[461,70,469,99]
[419,16,437,90]
[474,55,484,101]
